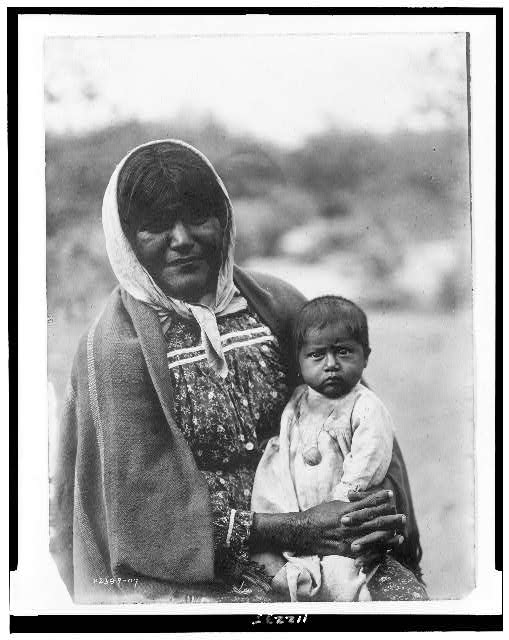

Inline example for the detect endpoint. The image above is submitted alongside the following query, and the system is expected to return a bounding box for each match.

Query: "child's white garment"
[251,382,394,602]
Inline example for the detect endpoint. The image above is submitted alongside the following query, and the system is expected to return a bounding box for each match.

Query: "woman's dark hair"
[294,295,371,359]
[116,142,229,238]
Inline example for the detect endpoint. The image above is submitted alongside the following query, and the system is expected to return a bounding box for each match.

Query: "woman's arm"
[250,489,405,557]
[207,490,257,583]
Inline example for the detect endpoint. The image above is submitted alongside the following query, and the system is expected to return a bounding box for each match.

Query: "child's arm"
[332,394,394,502]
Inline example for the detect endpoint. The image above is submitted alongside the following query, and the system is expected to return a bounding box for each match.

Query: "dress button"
[245,441,255,451]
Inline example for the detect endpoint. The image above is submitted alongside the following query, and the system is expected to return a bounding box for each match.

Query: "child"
[251,295,395,602]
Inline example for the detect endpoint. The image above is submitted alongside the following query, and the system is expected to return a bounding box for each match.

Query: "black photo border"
[9,5,502,634]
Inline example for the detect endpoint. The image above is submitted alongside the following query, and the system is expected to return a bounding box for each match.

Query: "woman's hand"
[345,481,407,572]
[298,489,404,557]
[250,489,404,557]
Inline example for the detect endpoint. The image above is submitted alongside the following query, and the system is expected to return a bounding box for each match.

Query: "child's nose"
[325,352,339,369]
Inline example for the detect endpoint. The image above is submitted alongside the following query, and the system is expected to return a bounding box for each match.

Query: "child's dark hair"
[294,295,371,359]
[117,142,229,239]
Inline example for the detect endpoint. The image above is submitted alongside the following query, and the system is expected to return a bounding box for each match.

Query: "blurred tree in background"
[47,118,470,305]
[46,117,471,396]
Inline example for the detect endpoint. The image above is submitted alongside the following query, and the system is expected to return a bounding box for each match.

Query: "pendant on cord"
[302,446,322,466]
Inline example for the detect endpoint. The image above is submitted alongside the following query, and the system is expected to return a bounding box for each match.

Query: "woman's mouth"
[167,256,204,268]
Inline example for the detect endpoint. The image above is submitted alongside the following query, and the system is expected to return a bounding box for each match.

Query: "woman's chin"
[158,271,215,302]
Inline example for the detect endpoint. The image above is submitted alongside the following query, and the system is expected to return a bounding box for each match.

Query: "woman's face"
[133,202,224,303]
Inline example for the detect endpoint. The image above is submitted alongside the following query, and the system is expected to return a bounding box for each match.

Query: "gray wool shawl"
[51,266,422,603]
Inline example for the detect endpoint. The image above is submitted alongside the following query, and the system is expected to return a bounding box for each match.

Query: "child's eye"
[309,352,323,359]
[336,348,350,356]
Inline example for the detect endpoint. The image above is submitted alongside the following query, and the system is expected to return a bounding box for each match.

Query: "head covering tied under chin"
[102,139,247,378]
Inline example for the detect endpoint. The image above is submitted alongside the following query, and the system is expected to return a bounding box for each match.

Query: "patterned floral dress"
[162,301,428,602]
[163,304,290,596]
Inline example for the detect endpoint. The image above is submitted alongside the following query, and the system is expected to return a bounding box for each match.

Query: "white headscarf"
[102,139,246,378]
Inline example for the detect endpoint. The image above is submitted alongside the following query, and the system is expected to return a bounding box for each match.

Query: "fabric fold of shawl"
[51,267,306,602]
[102,138,246,378]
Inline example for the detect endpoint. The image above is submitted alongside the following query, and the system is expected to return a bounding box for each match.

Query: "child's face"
[298,324,369,399]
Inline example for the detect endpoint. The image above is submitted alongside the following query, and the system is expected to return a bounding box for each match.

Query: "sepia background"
[45,33,474,600]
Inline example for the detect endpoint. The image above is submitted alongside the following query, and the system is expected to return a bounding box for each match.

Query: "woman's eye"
[188,208,209,225]
[139,216,168,233]
[143,223,166,233]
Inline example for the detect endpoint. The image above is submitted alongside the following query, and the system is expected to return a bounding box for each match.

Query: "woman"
[52,140,427,603]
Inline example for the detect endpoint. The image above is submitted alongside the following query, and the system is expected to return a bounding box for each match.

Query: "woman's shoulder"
[74,286,138,360]
[233,265,307,314]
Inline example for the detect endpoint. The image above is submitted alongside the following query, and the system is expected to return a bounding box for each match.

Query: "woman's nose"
[168,220,193,248]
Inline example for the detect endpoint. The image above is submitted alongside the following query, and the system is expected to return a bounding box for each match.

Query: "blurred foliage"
[46,116,471,330]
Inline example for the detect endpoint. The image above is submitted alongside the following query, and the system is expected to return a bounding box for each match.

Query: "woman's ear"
[364,347,371,367]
